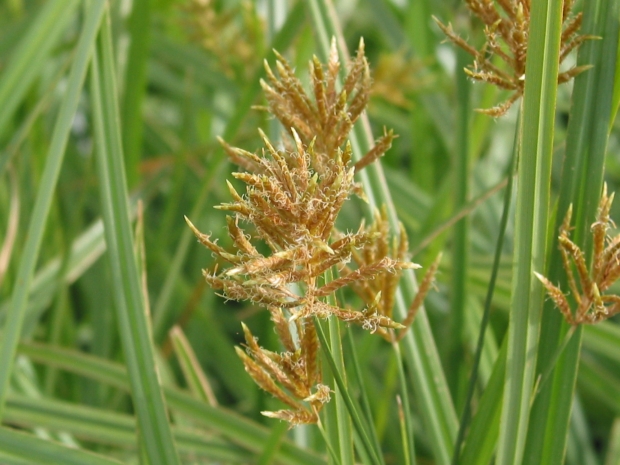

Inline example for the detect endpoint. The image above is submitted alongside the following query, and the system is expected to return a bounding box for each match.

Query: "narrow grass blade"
[567,396,601,465]
[315,320,384,465]
[345,330,390,463]
[17,342,325,465]
[0,0,106,416]
[460,340,507,465]
[0,167,19,288]
[606,418,620,465]
[496,1,563,463]
[121,0,150,187]
[453,130,517,464]
[0,0,78,139]
[393,342,416,465]
[4,394,253,463]
[90,11,180,465]
[0,426,124,465]
[328,315,354,464]
[524,0,619,463]
[169,326,217,405]
[447,47,471,401]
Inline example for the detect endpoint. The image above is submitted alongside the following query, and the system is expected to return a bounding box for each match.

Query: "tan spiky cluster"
[236,316,329,425]
[337,208,441,342]
[185,133,413,324]
[434,0,593,116]
[186,39,436,425]
[536,185,620,325]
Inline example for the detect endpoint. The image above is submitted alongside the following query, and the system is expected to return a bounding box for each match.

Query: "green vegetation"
[0,0,619,464]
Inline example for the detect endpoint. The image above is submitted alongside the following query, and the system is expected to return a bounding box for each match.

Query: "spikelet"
[536,185,620,325]
[434,0,595,116]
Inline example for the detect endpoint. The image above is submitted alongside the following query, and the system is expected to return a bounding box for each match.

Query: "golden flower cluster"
[435,0,593,116]
[186,40,437,425]
[536,185,620,325]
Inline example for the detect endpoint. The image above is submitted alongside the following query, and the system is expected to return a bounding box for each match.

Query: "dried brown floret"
[339,207,440,341]
[236,320,328,426]
[536,185,620,325]
[261,38,394,171]
[434,0,595,116]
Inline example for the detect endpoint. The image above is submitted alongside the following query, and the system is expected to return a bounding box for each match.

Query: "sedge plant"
[1,0,620,464]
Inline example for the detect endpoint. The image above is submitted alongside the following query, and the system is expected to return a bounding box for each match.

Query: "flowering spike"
[435,0,593,116]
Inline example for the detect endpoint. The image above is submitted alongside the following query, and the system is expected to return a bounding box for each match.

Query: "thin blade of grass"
[89,11,180,464]
[453,126,518,464]
[121,0,151,187]
[315,320,384,465]
[392,342,416,465]
[524,0,619,463]
[0,426,124,465]
[606,418,620,465]
[4,394,252,462]
[496,1,562,463]
[448,46,472,404]
[17,342,326,465]
[0,0,78,140]
[169,326,217,405]
[460,340,507,465]
[325,290,354,464]
[0,0,106,417]
[345,329,389,463]
[567,396,601,465]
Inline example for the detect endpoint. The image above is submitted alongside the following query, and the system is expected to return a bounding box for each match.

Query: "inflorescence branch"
[186,39,438,426]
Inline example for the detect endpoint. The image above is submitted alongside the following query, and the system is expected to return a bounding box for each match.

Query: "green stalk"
[392,342,416,465]
[90,11,180,464]
[121,0,151,187]
[0,0,105,417]
[459,340,507,465]
[448,47,471,404]
[496,1,562,463]
[327,316,353,464]
[315,322,383,465]
[308,2,457,463]
[524,0,619,463]
[344,329,388,464]
[453,122,518,464]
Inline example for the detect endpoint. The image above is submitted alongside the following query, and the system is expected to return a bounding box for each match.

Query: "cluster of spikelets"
[186,40,438,425]
[434,0,593,116]
[536,185,620,325]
